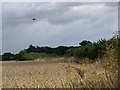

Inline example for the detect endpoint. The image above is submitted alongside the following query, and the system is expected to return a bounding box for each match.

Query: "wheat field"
[2,58,118,88]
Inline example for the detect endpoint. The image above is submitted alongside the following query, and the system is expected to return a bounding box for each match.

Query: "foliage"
[25,45,75,56]
[16,50,34,60]
[28,52,58,59]
[2,52,16,60]
[79,40,92,46]
[15,51,58,60]
[101,42,118,72]
[2,37,118,61]
[66,39,107,60]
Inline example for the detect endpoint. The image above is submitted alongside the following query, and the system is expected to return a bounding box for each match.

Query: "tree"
[2,52,16,60]
[26,45,37,53]
[79,40,92,46]
[16,50,33,60]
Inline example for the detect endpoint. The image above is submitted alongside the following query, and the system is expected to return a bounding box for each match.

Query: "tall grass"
[2,42,118,88]
[73,43,118,88]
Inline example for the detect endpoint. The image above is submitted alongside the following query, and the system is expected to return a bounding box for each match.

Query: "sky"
[2,2,118,54]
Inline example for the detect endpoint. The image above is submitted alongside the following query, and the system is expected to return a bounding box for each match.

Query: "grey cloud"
[104,2,118,7]
[46,3,117,25]
[2,2,117,53]
[2,2,117,27]
[2,2,70,28]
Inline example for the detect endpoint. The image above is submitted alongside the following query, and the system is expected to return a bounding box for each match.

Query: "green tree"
[16,50,33,60]
[79,40,92,46]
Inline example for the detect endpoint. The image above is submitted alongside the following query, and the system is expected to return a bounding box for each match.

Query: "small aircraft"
[32,18,37,21]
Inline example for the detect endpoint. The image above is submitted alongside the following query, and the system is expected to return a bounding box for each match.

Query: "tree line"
[2,36,118,62]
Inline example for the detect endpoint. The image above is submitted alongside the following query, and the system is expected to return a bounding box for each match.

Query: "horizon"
[2,2,118,54]
[2,37,114,54]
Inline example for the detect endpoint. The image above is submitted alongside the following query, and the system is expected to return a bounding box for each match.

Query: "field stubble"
[2,58,118,88]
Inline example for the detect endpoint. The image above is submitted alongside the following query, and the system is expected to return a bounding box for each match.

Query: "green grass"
[25,52,58,60]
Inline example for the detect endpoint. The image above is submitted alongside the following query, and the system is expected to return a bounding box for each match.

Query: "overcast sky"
[2,2,118,54]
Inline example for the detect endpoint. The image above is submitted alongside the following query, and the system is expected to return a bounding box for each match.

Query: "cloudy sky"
[2,2,118,54]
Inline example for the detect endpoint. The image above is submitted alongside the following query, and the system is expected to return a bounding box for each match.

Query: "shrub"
[101,43,118,72]
[16,51,58,60]
[16,50,34,60]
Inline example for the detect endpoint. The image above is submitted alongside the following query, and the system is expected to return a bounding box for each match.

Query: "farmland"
[2,57,118,88]
[2,2,118,89]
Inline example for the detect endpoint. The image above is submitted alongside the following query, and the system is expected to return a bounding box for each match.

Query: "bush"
[70,43,100,60]
[65,38,115,62]
[16,50,34,60]
[16,51,58,60]
[101,43,118,72]
[2,52,16,60]
[29,52,57,59]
